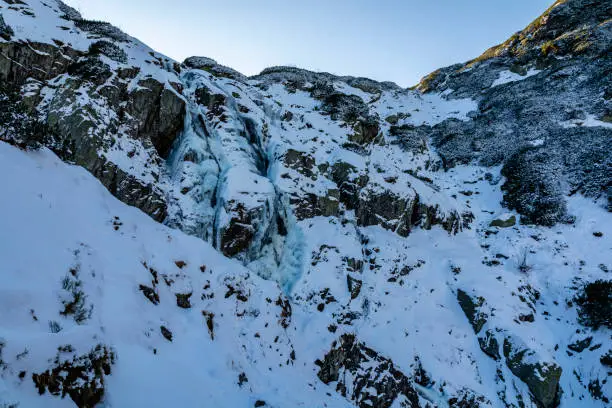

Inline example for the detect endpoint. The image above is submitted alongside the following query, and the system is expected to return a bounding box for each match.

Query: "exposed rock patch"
[316,334,420,408]
[32,344,115,408]
[503,336,563,408]
[0,12,14,40]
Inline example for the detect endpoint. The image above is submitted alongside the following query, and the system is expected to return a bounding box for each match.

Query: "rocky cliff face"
[0,1,610,407]
[0,0,186,221]
[417,0,612,224]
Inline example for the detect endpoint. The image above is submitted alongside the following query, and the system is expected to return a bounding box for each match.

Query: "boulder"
[489,214,516,228]
[457,289,488,334]
[503,336,562,408]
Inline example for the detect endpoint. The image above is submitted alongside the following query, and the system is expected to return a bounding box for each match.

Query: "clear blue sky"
[64,0,552,86]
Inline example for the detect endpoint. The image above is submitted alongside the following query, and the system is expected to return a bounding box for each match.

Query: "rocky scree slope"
[0,0,611,407]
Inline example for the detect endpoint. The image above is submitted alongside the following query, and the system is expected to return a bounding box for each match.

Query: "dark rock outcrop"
[356,185,465,236]
[478,330,501,361]
[567,336,592,353]
[501,148,567,226]
[219,201,256,258]
[601,350,612,367]
[175,293,192,309]
[32,344,115,408]
[457,289,488,334]
[89,40,128,64]
[283,149,316,178]
[139,284,160,305]
[194,84,227,117]
[0,84,51,150]
[346,275,362,300]
[94,162,168,222]
[319,91,381,146]
[349,116,381,146]
[0,41,80,85]
[74,19,129,43]
[254,65,399,94]
[328,161,369,211]
[448,389,492,408]
[0,12,13,40]
[57,1,82,21]
[415,0,612,224]
[126,78,186,159]
[289,191,340,220]
[489,215,516,228]
[0,35,186,221]
[503,336,563,408]
[316,334,420,408]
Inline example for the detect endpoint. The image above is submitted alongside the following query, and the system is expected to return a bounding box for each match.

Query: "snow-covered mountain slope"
[0,1,611,407]
[0,142,353,408]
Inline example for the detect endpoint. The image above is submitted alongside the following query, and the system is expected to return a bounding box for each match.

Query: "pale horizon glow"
[63,0,552,87]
